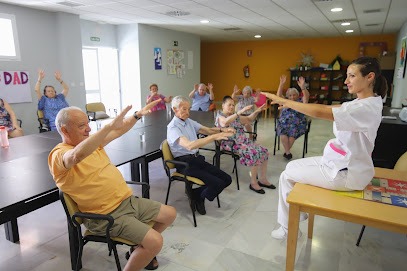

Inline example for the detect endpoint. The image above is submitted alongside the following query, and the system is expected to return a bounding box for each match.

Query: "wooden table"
[285,167,407,271]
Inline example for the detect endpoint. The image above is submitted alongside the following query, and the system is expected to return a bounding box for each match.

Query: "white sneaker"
[271,226,302,240]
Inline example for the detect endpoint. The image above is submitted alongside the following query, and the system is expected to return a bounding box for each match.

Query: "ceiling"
[2,0,407,41]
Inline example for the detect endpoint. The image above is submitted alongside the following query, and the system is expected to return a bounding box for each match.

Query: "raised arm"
[277,75,286,98]
[218,105,253,127]
[208,83,215,100]
[188,84,198,98]
[35,69,45,100]
[55,71,69,97]
[261,92,333,121]
[297,76,309,104]
[164,95,173,103]
[231,85,240,101]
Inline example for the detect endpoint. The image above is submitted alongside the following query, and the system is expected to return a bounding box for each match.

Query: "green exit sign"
[90,37,100,42]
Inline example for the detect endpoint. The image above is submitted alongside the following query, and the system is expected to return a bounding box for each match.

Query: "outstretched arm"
[55,71,69,97]
[35,69,45,100]
[178,128,235,151]
[261,92,333,121]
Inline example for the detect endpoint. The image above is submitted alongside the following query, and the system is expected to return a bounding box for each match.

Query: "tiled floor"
[1,117,406,271]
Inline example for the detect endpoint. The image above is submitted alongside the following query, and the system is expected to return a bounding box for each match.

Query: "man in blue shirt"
[167,96,234,214]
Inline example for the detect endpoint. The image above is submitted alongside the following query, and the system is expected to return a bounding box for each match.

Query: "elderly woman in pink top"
[146,84,173,112]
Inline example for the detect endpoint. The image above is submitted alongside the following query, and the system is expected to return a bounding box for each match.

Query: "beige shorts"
[84,196,161,244]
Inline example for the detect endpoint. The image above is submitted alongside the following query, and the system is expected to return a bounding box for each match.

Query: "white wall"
[392,20,407,108]
[138,24,201,105]
[0,3,85,135]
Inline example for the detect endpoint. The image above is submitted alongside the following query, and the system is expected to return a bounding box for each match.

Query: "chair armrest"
[87,111,96,121]
[165,159,190,180]
[72,212,114,238]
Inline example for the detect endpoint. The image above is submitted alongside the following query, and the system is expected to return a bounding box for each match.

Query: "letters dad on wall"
[0,71,32,103]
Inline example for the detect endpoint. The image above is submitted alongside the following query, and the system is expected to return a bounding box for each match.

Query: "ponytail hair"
[351,56,388,98]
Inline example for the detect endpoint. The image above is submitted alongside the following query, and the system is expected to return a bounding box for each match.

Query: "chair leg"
[302,135,306,158]
[76,239,84,271]
[165,181,172,204]
[356,225,366,246]
[111,243,122,271]
[185,183,197,227]
[273,132,277,155]
[234,157,239,190]
[216,196,220,208]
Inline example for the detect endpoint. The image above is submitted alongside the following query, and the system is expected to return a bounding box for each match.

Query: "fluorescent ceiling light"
[341,22,350,26]
[331,7,343,12]
[200,20,209,24]
[254,34,261,38]
[345,29,354,33]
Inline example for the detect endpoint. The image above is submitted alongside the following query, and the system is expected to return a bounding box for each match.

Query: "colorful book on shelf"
[335,177,407,208]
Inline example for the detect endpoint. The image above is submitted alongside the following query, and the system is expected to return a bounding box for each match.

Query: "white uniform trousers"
[277,156,351,228]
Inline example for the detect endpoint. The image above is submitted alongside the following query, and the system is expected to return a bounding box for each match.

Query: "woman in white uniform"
[262,56,388,239]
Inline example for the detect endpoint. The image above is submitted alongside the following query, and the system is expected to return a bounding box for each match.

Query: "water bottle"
[0,126,9,148]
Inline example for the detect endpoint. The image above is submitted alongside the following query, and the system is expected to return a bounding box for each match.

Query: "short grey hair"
[55,106,83,135]
[242,86,252,94]
[286,88,299,98]
[171,96,190,109]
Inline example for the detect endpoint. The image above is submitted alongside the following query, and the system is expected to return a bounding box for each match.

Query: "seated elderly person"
[48,100,176,271]
[0,98,24,137]
[167,96,235,215]
[188,83,214,111]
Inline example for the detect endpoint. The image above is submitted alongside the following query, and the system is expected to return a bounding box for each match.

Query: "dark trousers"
[175,154,232,201]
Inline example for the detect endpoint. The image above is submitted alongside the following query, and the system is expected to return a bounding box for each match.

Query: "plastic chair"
[60,181,151,271]
[37,110,50,133]
[160,139,220,227]
[356,151,407,246]
[273,104,311,158]
[86,102,117,121]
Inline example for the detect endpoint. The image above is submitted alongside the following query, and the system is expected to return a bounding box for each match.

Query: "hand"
[233,85,240,94]
[255,103,267,112]
[279,75,287,85]
[266,94,287,109]
[109,105,133,130]
[38,69,45,81]
[194,84,199,91]
[54,71,62,82]
[214,131,235,141]
[207,83,214,91]
[297,76,306,89]
[141,99,161,115]
[238,105,253,114]
[222,127,236,134]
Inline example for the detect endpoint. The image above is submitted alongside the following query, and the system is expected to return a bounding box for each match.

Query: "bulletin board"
[167,50,185,78]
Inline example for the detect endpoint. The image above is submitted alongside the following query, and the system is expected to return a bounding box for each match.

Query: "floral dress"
[216,111,269,167]
[236,96,255,115]
[276,98,307,139]
[0,98,13,131]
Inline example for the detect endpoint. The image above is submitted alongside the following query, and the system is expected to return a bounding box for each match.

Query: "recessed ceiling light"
[345,29,354,33]
[341,22,350,26]
[331,7,343,12]
[200,20,209,24]
[254,35,262,38]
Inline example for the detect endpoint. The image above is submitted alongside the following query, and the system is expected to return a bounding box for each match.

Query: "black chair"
[273,104,312,158]
[161,139,220,227]
[37,110,50,133]
[17,119,22,127]
[60,181,151,271]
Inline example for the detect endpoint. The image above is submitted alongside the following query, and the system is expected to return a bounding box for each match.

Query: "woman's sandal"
[145,256,159,270]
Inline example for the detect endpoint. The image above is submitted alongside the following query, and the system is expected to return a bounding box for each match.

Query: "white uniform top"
[321,96,383,190]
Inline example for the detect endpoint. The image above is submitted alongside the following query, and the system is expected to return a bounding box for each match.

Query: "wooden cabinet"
[290,69,349,104]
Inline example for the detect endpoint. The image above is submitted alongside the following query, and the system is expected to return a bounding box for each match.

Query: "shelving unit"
[290,68,350,104]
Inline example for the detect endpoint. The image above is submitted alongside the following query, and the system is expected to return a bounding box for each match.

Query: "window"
[0,13,20,61]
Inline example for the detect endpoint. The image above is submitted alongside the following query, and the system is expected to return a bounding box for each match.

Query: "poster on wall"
[167,49,186,78]
[0,70,32,103]
[154,47,162,70]
[397,37,406,78]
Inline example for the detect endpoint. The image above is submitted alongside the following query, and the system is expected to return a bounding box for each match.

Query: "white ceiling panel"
[1,0,406,41]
